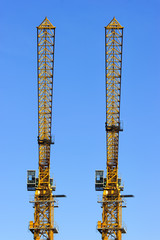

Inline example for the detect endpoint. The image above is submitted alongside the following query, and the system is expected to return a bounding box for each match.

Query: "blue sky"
[0,0,160,239]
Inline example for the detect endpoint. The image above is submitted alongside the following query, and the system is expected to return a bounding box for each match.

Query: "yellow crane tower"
[27,17,65,240]
[95,17,133,240]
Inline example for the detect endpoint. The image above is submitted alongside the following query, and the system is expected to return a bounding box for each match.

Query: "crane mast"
[95,17,128,240]
[27,17,64,240]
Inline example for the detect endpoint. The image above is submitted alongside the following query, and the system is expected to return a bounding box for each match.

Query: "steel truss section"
[29,17,56,240]
[97,17,124,240]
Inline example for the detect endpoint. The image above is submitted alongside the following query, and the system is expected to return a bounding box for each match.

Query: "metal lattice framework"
[105,18,123,191]
[97,17,124,240]
[37,17,55,191]
[29,17,56,240]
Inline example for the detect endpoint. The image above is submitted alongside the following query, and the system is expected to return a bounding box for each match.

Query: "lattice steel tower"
[95,17,133,240]
[27,17,65,240]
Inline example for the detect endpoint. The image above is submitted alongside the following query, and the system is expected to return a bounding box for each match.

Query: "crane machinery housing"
[95,17,133,240]
[27,17,65,240]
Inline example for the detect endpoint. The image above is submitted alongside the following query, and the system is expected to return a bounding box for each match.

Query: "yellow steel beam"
[98,17,124,240]
[29,17,56,240]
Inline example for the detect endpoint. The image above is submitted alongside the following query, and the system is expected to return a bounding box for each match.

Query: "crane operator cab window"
[27,170,36,191]
[95,170,104,191]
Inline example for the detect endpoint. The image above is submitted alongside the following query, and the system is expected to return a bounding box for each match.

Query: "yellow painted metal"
[29,17,56,240]
[97,17,124,240]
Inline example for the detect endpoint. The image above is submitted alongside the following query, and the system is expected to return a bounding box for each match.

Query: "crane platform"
[97,221,127,234]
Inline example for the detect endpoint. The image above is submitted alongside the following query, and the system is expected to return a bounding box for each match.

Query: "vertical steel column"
[97,17,124,240]
[30,17,56,240]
